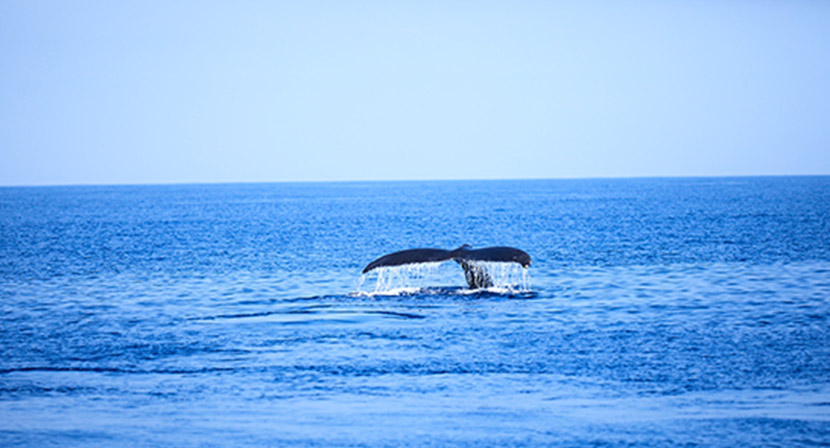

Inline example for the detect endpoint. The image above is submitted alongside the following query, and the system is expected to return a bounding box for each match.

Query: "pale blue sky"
[1,1,829,186]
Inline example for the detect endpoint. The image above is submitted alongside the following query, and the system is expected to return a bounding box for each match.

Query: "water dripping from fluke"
[353,261,532,296]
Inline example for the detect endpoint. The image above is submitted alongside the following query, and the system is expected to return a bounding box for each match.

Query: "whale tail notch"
[362,244,531,289]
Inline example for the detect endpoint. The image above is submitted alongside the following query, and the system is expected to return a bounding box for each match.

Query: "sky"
[1,0,829,186]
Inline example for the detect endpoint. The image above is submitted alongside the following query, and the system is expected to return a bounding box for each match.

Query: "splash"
[470,260,532,293]
[355,261,531,295]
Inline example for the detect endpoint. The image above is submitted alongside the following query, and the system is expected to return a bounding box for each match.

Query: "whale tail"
[362,244,531,289]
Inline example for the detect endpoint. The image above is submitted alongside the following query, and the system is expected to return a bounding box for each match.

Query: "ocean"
[1,177,828,446]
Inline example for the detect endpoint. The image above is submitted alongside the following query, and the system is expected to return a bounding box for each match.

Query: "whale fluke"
[362,248,454,274]
[362,244,531,289]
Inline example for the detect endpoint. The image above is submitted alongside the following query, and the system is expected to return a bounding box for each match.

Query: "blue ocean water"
[0,177,829,446]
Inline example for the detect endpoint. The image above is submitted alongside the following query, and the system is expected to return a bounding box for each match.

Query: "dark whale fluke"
[362,244,531,289]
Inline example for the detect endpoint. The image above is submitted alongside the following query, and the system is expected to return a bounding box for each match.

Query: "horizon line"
[1,172,829,188]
